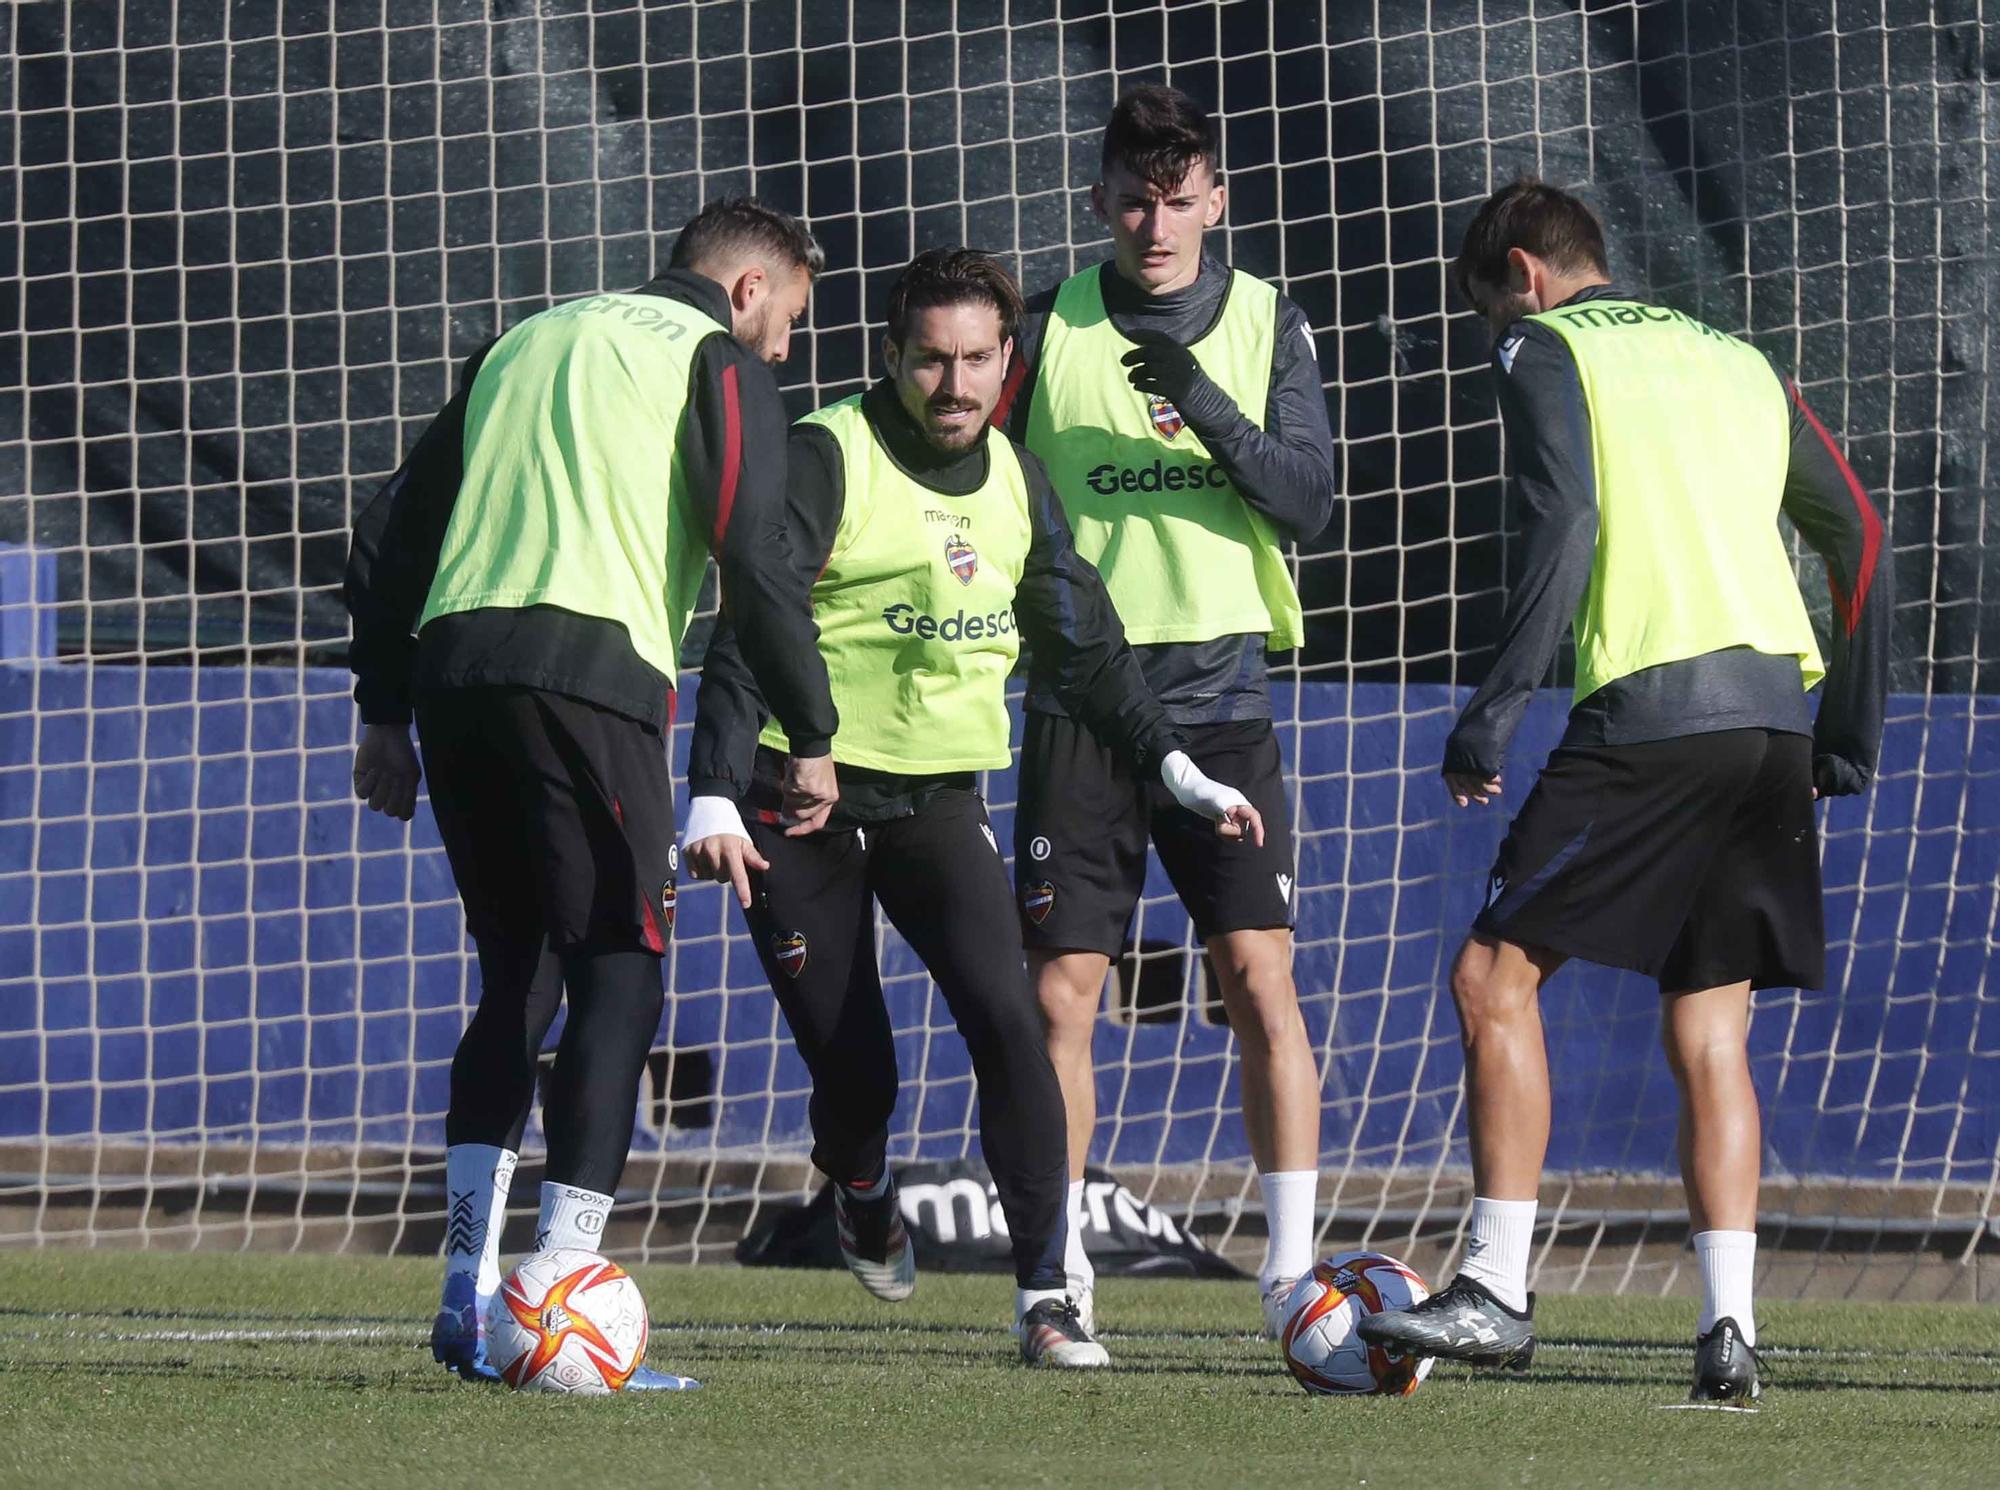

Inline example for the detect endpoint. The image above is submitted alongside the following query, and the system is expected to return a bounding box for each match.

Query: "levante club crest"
[944,533,978,586]
[1021,881,1056,925]
[772,931,809,978]
[1147,393,1186,439]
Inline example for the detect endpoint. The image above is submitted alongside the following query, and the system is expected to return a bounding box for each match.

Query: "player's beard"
[1486,288,1537,334]
[738,300,781,364]
[924,399,987,451]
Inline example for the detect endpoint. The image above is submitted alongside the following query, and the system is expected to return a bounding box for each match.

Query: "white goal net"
[2,1,1993,1300]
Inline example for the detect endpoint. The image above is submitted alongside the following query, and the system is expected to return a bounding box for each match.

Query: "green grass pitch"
[0,1253,1993,1489]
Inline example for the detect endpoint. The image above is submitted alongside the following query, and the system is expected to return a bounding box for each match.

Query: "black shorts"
[416,686,678,954]
[1013,712,1297,953]
[1475,729,1824,991]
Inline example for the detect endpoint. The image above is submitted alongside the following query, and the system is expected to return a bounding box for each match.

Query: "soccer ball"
[1278,1250,1436,1396]
[486,1248,649,1394]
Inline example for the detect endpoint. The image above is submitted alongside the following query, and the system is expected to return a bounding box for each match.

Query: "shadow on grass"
[676,1335,1285,1379]
[1555,1334,2000,1365]
[1438,1364,2000,1395]
[0,1356,457,1392]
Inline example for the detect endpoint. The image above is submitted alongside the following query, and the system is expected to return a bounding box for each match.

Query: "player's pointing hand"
[684,797,770,910]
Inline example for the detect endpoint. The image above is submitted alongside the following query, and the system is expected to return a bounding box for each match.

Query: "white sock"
[443,1144,516,1312]
[1694,1229,1757,1345]
[1458,1196,1536,1313]
[1257,1169,1319,1292]
[534,1181,613,1253]
[1063,1179,1094,1292]
[1015,1285,1068,1322]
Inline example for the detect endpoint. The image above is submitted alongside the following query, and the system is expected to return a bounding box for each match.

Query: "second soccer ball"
[1278,1251,1436,1396]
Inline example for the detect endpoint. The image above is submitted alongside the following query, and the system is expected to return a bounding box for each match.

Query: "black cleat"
[1691,1317,1761,1403]
[1356,1273,1536,1370]
[1017,1297,1110,1368]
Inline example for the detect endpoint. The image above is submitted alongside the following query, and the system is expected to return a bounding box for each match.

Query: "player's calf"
[1208,931,1322,1334]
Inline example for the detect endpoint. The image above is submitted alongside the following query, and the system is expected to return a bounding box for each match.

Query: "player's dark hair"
[1100,83,1220,192]
[883,248,1024,346]
[1452,179,1609,308]
[670,197,826,279]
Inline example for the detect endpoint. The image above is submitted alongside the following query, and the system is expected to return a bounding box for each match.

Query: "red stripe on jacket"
[712,361,743,551]
[1789,380,1883,637]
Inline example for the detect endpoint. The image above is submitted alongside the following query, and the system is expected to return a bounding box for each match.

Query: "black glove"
[1119,334,1236,435]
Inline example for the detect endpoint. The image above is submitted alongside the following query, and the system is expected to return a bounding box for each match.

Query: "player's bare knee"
[1449,943,1535,1033]
[1218,978,1306,1057]
[1665,1026,1750,1091]
[1208,930,1290,988]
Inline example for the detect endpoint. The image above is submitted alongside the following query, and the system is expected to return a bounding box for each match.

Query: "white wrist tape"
[684,795,751,845]
[1159,749,1251,821]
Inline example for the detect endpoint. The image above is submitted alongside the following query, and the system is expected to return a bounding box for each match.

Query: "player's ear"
[1505,245,1535,294]
[880,332,900,380]
[731,263,768,312]
[1000,335,1014,369]
[1205,176,1227,228]
[1089,180,1108,224]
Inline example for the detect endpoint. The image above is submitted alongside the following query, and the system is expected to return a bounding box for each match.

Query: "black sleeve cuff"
[353,677,413,729]
[1134,722,1190,775]
[1811,751,1872,797]
[1442,733,1501,780]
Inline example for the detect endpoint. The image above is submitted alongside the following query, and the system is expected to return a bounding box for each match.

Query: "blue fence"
[2,661,1995,1189]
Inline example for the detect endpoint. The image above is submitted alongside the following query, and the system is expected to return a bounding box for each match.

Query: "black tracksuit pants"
[741,788,1069,1292]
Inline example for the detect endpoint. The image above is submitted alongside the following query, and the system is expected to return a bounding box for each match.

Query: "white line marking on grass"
[31,1326,409,1345]
[1656,1403,1760,1413]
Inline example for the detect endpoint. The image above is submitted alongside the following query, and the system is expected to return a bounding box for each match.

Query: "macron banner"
[735,1159,1244,1280]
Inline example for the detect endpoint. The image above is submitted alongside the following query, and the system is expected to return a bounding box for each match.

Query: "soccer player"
[995,84,1339,1335]
[683,248,1263,1368]
[1357,181,1889,1403]
[345,199,841,1387]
